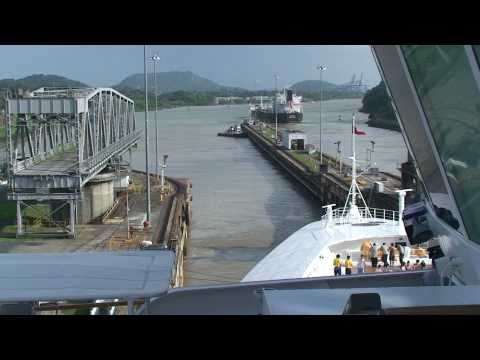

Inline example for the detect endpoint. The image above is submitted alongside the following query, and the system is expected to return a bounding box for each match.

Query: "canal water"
[132,98,408,285]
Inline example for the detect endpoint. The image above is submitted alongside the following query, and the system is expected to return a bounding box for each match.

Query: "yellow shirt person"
[345,256,353,275]
[333,254,342,276]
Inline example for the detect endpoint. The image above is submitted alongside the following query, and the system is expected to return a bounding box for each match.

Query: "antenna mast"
[351,112,357,207]
[341,112,372,219]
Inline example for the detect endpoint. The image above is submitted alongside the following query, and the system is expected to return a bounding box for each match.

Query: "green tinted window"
[402,45,480,244]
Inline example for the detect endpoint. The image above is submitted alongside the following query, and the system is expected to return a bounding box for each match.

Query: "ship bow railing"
[321,207,400,226]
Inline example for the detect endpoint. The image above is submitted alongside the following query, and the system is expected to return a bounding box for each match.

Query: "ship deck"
[242,215,431,282]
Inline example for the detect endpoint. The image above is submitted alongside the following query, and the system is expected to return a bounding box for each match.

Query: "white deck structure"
[243,208,409,281]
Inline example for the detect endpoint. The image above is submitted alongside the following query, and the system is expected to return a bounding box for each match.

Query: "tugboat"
[250,88,303,123]
[217,125,247,138]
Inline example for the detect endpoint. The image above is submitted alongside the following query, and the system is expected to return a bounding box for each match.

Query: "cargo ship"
[250,89,303,123]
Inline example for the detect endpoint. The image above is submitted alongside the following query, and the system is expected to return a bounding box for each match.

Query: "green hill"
[116,88,217,112]
[0,74,88,112]
[116,71,226,93]
[291,80,364,100]
[290,80,339,92]
[359,80,399,131]
[0,74,87,91]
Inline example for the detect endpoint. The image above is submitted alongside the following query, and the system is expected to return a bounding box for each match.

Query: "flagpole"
[351,112,356,207]
[144,45,151,224]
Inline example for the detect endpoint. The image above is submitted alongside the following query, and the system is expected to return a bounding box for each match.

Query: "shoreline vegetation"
[123,89,364,112]
[0,88,364,114]
[365,117,401,132]
[359,80,400,132]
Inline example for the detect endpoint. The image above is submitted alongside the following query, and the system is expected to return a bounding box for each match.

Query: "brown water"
[132,98,408,285]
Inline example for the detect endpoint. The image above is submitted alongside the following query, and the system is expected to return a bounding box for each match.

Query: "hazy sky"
[0,45,381,89]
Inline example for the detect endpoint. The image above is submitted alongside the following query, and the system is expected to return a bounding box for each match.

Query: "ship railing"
[321,207,400,225]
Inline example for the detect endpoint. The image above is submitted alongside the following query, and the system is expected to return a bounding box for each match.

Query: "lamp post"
[150,54,161,181]
[144,45,151,224]
[126,184,130,239]
[316,65,327,165]
[334,140,342,172]
[160,154,168,201]
[369,140,376,166]
[254,79,259,95]
[274,74,279,143]
[254,80,260,109]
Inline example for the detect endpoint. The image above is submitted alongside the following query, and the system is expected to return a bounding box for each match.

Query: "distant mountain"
[115,71,227,93]
[290,80,340,93]
[116,71,365,97]
[0,74,88,91]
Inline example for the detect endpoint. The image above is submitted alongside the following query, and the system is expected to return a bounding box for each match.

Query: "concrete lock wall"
[79,172,115,224]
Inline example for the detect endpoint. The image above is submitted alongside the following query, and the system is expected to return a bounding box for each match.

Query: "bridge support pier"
[70,200,76,237]
[16,201,23,236]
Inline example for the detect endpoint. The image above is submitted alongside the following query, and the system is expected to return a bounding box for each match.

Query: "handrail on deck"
[321,207,400,225]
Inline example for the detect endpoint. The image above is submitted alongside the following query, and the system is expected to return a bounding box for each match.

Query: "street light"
[254,79,260,94]
[144,45,151,224]
[160,154,168,201]
[126,182,130,240]
[334,140,342,173]
[273,74,279,143]
[150,54,161,181]
[370,140,376,166]
[316,65,327,165]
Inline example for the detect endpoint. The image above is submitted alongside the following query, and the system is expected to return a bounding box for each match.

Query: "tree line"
[359,81,399,131]
[121,88,364,112]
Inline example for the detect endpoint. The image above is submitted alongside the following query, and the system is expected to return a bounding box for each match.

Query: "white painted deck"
[242,217,408,282]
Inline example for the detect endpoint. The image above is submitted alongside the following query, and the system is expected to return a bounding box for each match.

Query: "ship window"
[401,45,480,244]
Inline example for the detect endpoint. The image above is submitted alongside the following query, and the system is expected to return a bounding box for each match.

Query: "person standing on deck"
[396,243,405,267]
[357,255,366,274]
[333,254,342,276]
[370,243,378,270]
[413,259,421,270]
[345,255,353,275]
[389,243,396,268]
[380,243,388,268]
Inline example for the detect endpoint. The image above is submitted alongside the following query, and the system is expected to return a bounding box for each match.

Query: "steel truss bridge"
[5,87,141,236]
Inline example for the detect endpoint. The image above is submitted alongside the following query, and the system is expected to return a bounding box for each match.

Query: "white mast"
[341,112,371,220]
[351,112,357,207]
